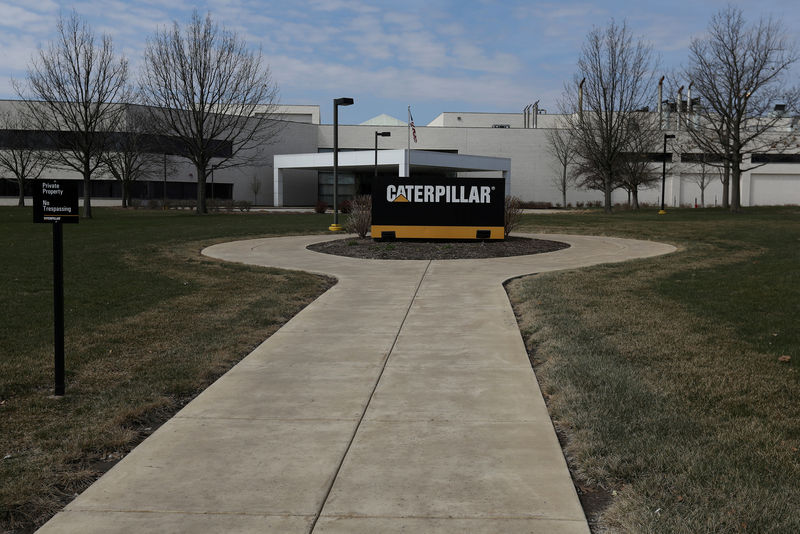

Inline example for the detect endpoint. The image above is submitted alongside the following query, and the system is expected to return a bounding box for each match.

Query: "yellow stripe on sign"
[371,225,504,240]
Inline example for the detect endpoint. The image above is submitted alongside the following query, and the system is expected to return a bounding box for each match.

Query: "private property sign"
[33,180,79,224]
[32,180,78,396]
[372,176,504,240]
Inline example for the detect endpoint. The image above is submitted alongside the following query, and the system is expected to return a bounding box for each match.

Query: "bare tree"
[0,110,49,206]
[545,123,577,207]
[562,20,658,213]
[682,152,722,207]
[139,11,281,214]
[720,160,730,209]
[15,11,129,218]
[683,6,800,212]
[616,113,662,209]
[693,163,717,208]
[101,105,166,208]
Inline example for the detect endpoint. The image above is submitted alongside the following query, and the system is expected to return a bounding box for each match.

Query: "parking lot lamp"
[330,97,354,231]
[660,134,676,214]
[374,131,391,182]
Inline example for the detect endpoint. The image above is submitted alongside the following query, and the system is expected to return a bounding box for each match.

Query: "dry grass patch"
[0,209,332,532]
[508,208,799,533]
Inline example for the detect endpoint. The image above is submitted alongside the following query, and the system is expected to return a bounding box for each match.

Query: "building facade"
[1,100,799,208]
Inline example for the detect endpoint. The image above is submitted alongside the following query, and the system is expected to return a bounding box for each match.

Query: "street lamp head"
[377,131,391,137]
[334,97,354,106]
[665,134,676,140]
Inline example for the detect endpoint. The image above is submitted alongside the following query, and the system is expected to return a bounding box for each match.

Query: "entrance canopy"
[273,149,511,206]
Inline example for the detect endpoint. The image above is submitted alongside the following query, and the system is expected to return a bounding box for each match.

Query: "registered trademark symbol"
[491,186,495,191]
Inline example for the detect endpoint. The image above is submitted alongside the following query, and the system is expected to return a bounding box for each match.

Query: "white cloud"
[451,42,522,74]
[270,54,532,109]
[306,0,379,13]
[11,0,797,121]
[382,11,423,30]
[0,35,43,72]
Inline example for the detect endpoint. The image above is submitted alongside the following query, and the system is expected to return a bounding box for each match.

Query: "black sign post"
[33,180,79,396]
[52,222,65,396]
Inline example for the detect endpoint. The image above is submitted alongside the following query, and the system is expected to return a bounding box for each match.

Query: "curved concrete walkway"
[37,233,675,534]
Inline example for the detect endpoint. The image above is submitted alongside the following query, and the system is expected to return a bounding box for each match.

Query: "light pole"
[660,134,675,214]
[163,153,167,210]
[374,131,391,182]
[330,97,354,232]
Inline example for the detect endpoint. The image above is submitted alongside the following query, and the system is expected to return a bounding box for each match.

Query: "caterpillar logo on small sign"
[387,184,495,204]
[372,176,504,240]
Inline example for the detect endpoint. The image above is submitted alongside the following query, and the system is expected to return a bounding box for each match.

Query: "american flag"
[408,106,417,143]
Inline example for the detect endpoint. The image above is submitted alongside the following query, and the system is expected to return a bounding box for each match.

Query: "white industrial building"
[1,100,799,208]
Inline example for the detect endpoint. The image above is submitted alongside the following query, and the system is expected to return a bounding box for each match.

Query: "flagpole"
[407,106,411,151]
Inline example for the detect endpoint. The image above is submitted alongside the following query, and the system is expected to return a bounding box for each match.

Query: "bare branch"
[0,109,50,206]
[545,117,578,207]
[560,19,659,212]
[101,104,171,208]
[139,11,281,214]
[616,113,663,209]
[682,5,800,212]
[14,10,129,218]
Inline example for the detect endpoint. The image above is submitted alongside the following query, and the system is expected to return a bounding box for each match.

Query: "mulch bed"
[307,236,570,260]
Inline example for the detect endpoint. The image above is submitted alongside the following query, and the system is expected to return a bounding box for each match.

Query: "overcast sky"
[1,0,799,125]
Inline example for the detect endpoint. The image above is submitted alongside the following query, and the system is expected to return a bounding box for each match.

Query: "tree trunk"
[122,181,129,208]
[730,165,741,213]
[632,188,640,210]
[17,177,24,207]
[562,165,568,208]
[722,162,730,209]
[700,186,705,207]
[82,161,92,219]
[604,178,613,213]
[196,165,207,214]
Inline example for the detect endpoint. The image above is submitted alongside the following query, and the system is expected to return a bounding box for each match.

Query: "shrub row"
[314,200,352,214]
[129,199,252,211]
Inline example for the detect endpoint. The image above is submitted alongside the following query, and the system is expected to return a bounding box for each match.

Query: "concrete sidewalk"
[37,233,675,534]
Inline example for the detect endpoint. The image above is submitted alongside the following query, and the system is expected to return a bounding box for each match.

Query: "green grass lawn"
[0,207,333,532]
[507,207,800,533]
[2,205,798,533]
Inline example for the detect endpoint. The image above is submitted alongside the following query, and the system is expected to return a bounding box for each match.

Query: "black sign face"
[372,176,504,227]
[33,180,79,224]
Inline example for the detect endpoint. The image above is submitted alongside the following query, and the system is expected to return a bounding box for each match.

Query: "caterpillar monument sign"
[371,176,505,240]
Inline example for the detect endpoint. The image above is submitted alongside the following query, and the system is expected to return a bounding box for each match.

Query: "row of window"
[0,130,232,157]
[635,153,800,164]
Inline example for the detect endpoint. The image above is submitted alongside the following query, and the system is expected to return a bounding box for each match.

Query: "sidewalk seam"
[307,260,432,534]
